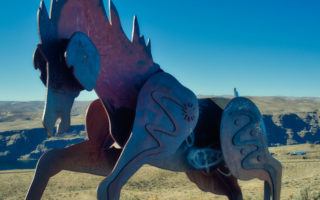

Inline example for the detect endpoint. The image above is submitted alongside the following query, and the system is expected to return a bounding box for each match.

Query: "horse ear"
[65,32,100,91]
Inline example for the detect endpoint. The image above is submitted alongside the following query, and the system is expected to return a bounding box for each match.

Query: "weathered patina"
[26,1,282,200]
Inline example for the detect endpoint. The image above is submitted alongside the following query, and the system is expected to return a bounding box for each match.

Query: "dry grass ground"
[0,144,319,200]
[1,98,319,199]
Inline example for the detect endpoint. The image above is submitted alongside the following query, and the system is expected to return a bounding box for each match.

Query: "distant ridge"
[0,97,319,170]
[0,96,319,145]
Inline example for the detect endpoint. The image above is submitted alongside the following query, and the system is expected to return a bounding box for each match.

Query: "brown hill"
[0,96,319,145]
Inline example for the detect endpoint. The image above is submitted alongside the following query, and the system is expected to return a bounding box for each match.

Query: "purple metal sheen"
[220,97,282,200]
[97,72,199,200]
[29,1,283,199]
[65,32,100,91]
[36,0,161,144]
[52,0,159,109]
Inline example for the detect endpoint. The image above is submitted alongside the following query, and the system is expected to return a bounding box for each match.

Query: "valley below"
[0,96,319,199]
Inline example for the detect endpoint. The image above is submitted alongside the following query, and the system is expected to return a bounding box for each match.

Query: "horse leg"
[25,141,121,200]
[97,72,199,200]
[186,168,243,200]
[25,99,120,200]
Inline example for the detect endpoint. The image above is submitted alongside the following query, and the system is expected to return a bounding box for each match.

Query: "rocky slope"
[208,96,320,145]
[264,112,320,145]
[0,125,85,163]
[0,97,319,168]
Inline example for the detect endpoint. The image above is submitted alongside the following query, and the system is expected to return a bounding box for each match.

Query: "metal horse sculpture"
[26,0,282,199]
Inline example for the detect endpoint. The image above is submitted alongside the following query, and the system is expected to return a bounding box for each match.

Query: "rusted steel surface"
[38,0,158,109]
[27,1,283,200]
[221,97,282,200]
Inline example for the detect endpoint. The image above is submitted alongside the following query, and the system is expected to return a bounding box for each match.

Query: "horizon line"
[1,94,320,102]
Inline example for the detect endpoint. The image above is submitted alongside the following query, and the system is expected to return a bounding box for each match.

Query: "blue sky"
[0,0,319,101]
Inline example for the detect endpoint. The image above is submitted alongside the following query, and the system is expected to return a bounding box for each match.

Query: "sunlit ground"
[0,144,319,200]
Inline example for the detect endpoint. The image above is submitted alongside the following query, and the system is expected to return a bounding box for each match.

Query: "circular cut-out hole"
[257,155,264,162]
[240,148,246,155]
[234,119,240,126]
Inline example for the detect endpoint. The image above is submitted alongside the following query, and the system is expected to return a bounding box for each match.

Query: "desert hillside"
[1,96,319,144]
[1,97,319,131]
[0,101,89,131]
[1,96,319,168]
[0,97,319,200]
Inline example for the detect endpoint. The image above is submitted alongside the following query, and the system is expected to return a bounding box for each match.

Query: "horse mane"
[38,0,153,68]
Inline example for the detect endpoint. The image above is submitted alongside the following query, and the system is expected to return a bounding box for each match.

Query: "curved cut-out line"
[107,89,194,198]
[106,118,164,198]
[230,111,263,147]
[106,145,161,199]
[217,167,232,177]
[228,110,267,171]
[146,90,186,136]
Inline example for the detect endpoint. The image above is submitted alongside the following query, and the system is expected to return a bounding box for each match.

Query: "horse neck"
[94,63,162,111]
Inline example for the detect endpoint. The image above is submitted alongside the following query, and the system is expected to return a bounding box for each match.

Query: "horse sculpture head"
[33,0,155,136]
[29,1,282,200]
[34,31,100,136]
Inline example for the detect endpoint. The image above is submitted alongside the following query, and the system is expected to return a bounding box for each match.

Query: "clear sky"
[0,0,319,101]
